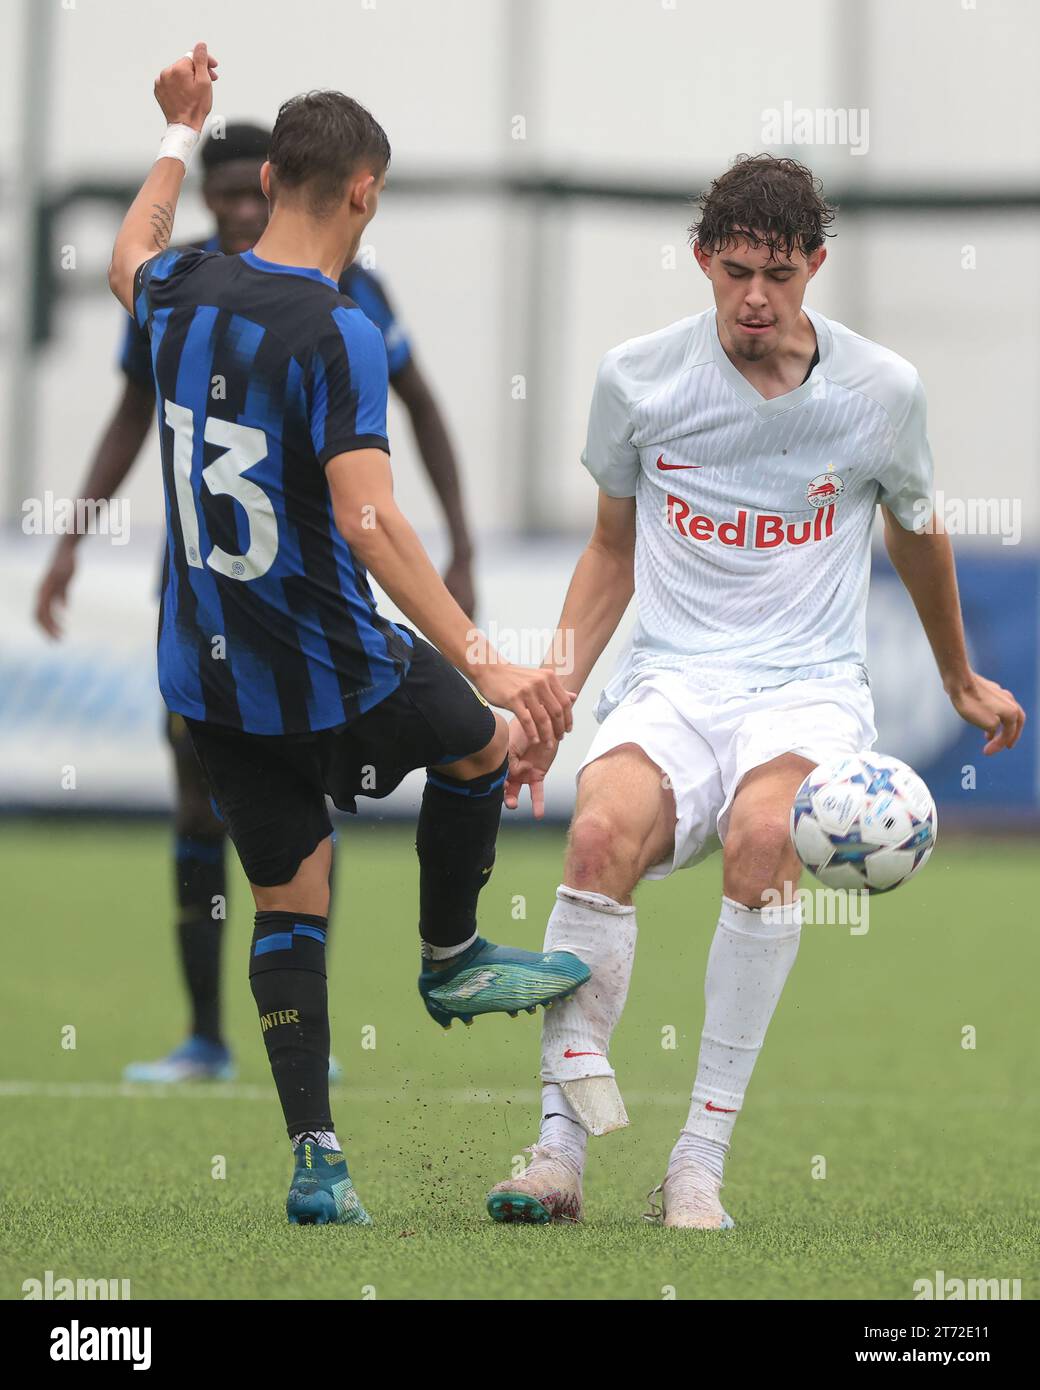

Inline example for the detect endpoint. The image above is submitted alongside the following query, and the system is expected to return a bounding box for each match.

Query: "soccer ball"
[790,753,937,893]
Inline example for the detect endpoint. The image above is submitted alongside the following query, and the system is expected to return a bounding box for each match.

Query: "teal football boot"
[286,1141,372,1226]
[419,937,591,1029]
[123,1035,235,1084]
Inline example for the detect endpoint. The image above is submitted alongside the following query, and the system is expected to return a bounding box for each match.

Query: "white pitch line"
[0,1080,546,1104]
[0,1080,1027,1109]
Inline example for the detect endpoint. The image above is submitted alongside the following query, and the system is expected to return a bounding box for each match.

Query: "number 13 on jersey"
[164,398,279,581]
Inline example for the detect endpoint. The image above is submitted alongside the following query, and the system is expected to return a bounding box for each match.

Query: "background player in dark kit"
[35,122,478,1085]
[106,43,587,1225]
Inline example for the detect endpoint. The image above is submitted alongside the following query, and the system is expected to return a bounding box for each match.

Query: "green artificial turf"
[1,820,1036,1300]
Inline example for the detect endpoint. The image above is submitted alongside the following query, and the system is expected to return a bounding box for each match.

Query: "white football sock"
[538,1083,588,1171]
[291,1129,340,1152]
[681,895,802,1146]
[539,885,637,1084]
[421,930,478,962]
[667,1131,727,1182]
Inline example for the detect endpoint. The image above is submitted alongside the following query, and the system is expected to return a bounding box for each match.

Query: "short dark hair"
[201,121,271,173]
[268,91,390,217]
[690,154,836,258]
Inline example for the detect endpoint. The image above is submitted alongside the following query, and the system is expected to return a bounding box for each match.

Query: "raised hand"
[154,41,218,131]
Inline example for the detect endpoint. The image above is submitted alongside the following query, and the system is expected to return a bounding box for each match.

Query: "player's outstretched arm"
[504,490,636,815]
[108,42,218,313]
[882,505,1025,754]
[539,490,636,696]
[35,378,154,638]
[326,449,574,746]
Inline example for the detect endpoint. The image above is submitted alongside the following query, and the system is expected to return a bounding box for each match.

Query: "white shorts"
[576,672,877,879]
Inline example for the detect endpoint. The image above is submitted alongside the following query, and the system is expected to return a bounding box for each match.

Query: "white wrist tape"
[156,123,200,169]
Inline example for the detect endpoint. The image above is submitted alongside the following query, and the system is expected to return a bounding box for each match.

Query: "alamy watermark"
[50,1321,151,1371]
[914,1269,1021,1300]
[23,1269,131,1300]
[913,491,1021,546]
[762,884,869,934]
[22,492,130,545]
[761,102,869,156]
[467,622,574,675]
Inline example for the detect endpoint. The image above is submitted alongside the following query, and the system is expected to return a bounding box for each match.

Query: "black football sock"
[327,835,337,957]
[415,757,507,953]
[174,833,227,1045]
[249,911,333,1138]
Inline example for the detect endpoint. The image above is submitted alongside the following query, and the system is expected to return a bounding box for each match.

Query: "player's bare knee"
[566,809,637,893]
[480,713,509,768]
[723,812,799,904]
[443,714,508,780]
[251,835,332,916]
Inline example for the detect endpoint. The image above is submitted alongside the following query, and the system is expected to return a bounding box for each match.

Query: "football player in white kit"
[486,155,1025,1229]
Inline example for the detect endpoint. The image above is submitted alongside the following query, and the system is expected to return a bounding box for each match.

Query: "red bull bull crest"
[806,473,845,508]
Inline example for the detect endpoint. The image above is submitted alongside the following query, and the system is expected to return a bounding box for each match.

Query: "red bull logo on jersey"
[666,495,836,549]
[806,472,845,507]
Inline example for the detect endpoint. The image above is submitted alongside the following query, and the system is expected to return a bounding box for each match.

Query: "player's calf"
[537,748,673,1132]
[416,731,509,967]
[667,756,809,1205]
[122,828,232,1084]
[538,885,636,1132]
[250,908,334,1137]
[244,834,359,1224]
[122,716,234,1082]
[173,832,226,1039]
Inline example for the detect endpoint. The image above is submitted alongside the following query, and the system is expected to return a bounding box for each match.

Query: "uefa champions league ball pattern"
[790,754,937,893]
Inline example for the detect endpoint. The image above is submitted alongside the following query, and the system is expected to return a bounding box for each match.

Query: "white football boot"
[486,1144,583,1224]
[644,1163,735,1230]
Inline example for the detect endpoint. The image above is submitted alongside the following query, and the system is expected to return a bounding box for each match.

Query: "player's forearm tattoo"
[149,201,174,251]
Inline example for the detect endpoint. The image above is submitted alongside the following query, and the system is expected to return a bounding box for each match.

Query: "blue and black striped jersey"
[340,264,412,377]
[121,250,412,388]
[134,245,413,736]
[120,234,221,388]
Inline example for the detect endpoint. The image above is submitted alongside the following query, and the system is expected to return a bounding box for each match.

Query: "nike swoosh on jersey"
[656,454,702,471]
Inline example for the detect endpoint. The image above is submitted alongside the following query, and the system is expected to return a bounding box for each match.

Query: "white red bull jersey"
[582,307,934,718]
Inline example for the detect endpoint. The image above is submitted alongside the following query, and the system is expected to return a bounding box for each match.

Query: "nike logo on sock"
[563,1048,605,1058]
[705,1101,736,1113]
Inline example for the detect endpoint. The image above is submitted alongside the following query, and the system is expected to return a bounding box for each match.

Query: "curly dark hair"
[689,154,836,257]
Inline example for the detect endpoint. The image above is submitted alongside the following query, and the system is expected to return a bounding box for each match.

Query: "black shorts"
[184,636,497,888]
